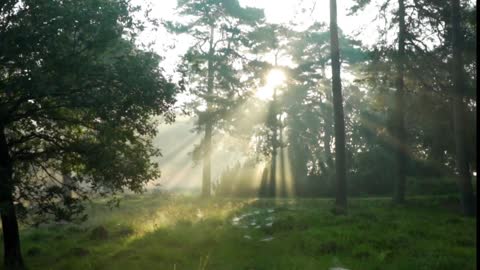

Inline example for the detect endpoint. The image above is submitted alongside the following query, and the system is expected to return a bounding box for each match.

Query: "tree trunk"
[324,129,334,170]
[393,0,407,204]
[431,119,447,176]
[258,166,269,197]
[320,65,334,186]
[0,124,25,270]
[279,125,287,197]
[62,172,73,198]
[202,24,215,197]
[450,0,476,216]
[289,141,308,196]
[322,89,334,170]
[269,92,278,197]
[329,0,347,211]
[202,122,212,197]
[269,151,277,197]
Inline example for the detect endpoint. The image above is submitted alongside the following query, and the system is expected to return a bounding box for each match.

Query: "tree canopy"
[1,1,176,267]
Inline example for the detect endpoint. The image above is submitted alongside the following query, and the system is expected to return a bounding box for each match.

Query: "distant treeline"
[215,157,465,197]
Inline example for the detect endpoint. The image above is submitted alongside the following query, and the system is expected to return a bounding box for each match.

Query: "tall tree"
[166,0,264,197]
[0,0,176,268]
[286,22,365,195]
[329,0,347,211]
[267,52,283,197]
[250,25,290,197]
[393,0,407,203]
[449,0,476,216]
[269,81,278,196]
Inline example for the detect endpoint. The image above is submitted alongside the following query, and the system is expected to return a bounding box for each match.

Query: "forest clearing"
[2,194,476,270]
[0,0,476,269]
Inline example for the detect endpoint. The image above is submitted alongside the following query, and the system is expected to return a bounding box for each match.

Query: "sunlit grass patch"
[0,195,476,270]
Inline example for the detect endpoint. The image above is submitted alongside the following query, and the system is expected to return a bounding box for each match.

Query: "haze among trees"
[0,0,476,269]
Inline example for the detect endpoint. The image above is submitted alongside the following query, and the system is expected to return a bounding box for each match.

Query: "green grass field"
[1,194,476,270]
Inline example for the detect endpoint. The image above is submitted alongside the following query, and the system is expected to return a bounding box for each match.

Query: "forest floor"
[1,194,477,270]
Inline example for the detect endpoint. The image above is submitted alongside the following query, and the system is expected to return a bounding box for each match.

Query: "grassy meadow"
[1,194,476,270]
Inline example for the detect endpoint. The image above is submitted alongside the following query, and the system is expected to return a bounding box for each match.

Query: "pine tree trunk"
[324,127,334,170]
[202,24,215,197]
[450,0,476,216]
[320,65,334,179]
[62,172,73,198]
[322,89,334,170]
[202,122,212,197]
[431,120,446,176]
[269,100,277,197]
[279,126,287,197]
[269,151,277,197]
[259,167,269,197]
[0,124,25,270]
[289,141,307,196]
[393,0,407,204]
[329,0,347,211]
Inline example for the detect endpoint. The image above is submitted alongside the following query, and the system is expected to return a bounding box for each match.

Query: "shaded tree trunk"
[329,0,347,211]
[322,90,335,170]
[62,172,73,198]
[269,150,277,197]
[393,0,407,204]
[320,65,334,181]
[0,124,25,270]
[450,0,476,216]
[289,141,308,196]
[279,125,287,197]
[202,123,212,197]
[324,128,334,170]
[258,166,269,197]
[430,119,447,176]
[269,90,278,197]
[202,24,215,197]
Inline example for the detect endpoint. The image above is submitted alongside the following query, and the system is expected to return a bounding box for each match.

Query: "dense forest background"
[149,0,477,201]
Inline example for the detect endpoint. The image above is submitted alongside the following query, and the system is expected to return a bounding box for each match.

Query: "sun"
[266,69,286,87]
[255,69,286,100]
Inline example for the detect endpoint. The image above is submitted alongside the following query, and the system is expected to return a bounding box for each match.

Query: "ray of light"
[282,147,296,197]
[159,130,243,190]
[157,132,199,164]
[153,67,289,193]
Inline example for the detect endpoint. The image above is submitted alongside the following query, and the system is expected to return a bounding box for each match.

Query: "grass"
[0,193,476,270]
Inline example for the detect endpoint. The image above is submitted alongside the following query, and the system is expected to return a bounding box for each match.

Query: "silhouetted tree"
[393,0,407,203]
[0,1,176,268]
[329,0,348,212]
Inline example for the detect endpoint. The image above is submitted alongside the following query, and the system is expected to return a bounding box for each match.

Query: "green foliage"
[0,0,177,223]
[165,0,266,162]
[214,10,477,199]
[347,0,477,179]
